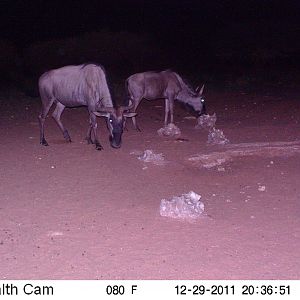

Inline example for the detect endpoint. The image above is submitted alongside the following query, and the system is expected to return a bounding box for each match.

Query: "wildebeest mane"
[172,71,197,96]
[81,62,116,106]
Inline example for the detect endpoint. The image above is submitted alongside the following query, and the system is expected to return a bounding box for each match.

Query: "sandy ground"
[0,87,300,280]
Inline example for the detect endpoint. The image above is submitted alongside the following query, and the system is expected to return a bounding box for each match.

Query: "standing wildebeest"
[126,70,206,130]
[38,64,135,150]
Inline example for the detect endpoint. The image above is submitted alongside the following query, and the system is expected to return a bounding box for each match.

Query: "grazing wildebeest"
[38,63,136,150]
[126,70,206,130]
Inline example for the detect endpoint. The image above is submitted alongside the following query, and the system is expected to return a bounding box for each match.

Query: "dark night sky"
[1,0,299,47]
[1,0,300,85]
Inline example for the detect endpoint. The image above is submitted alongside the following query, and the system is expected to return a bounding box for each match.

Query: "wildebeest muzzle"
[199,98,207,115]
[109,128,123,148]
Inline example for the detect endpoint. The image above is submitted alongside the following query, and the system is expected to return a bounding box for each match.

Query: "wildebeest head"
[182,84,206,116]
[94,107,136,148]
[194,84,206,115]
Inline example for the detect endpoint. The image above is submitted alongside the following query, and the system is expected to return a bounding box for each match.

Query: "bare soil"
[0,87,300,279]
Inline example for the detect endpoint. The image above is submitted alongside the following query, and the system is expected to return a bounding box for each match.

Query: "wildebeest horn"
[123,111,137,118]
[119,102,134,113]
[198,84,205,96]
[93,106,115,117]
[118,103,137,118]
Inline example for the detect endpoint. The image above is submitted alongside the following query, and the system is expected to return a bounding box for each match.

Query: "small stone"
[258,185,266,192]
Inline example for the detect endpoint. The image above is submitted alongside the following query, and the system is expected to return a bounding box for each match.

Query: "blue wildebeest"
[125,70,206,130]
[38,63,136,150]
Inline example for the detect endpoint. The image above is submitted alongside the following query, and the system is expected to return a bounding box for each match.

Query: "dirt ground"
[0,86,300,280]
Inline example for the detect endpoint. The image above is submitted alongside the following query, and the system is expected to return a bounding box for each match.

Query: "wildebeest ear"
[93,111,110,118]
[123,112,137,118]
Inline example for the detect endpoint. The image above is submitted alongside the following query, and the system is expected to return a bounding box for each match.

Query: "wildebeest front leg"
[164,98,170,126]
[89,113,103,150]
[52,102,71,142]
[169,97,175,124]
[86,117,94,144]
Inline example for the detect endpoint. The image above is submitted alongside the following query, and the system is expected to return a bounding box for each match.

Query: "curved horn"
[198,84,205,96]
[119,101,135,113]
[93,106,115,117]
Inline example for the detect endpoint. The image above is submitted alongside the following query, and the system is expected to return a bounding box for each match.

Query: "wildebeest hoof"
[41,139,49,146]
[63,130,72,143]
[85,137,94,144]
[95,144,103,150]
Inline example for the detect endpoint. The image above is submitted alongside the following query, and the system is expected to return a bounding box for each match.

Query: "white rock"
[138,150,165,165]
[157,123,181,137]
[160,191,204,220]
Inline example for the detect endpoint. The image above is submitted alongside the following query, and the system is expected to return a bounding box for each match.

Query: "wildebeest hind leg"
[52,102,71,142]
[38,97,55,146]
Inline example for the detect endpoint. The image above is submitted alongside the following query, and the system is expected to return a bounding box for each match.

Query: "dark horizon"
[1,0,299,48]
[1,0,300,92]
